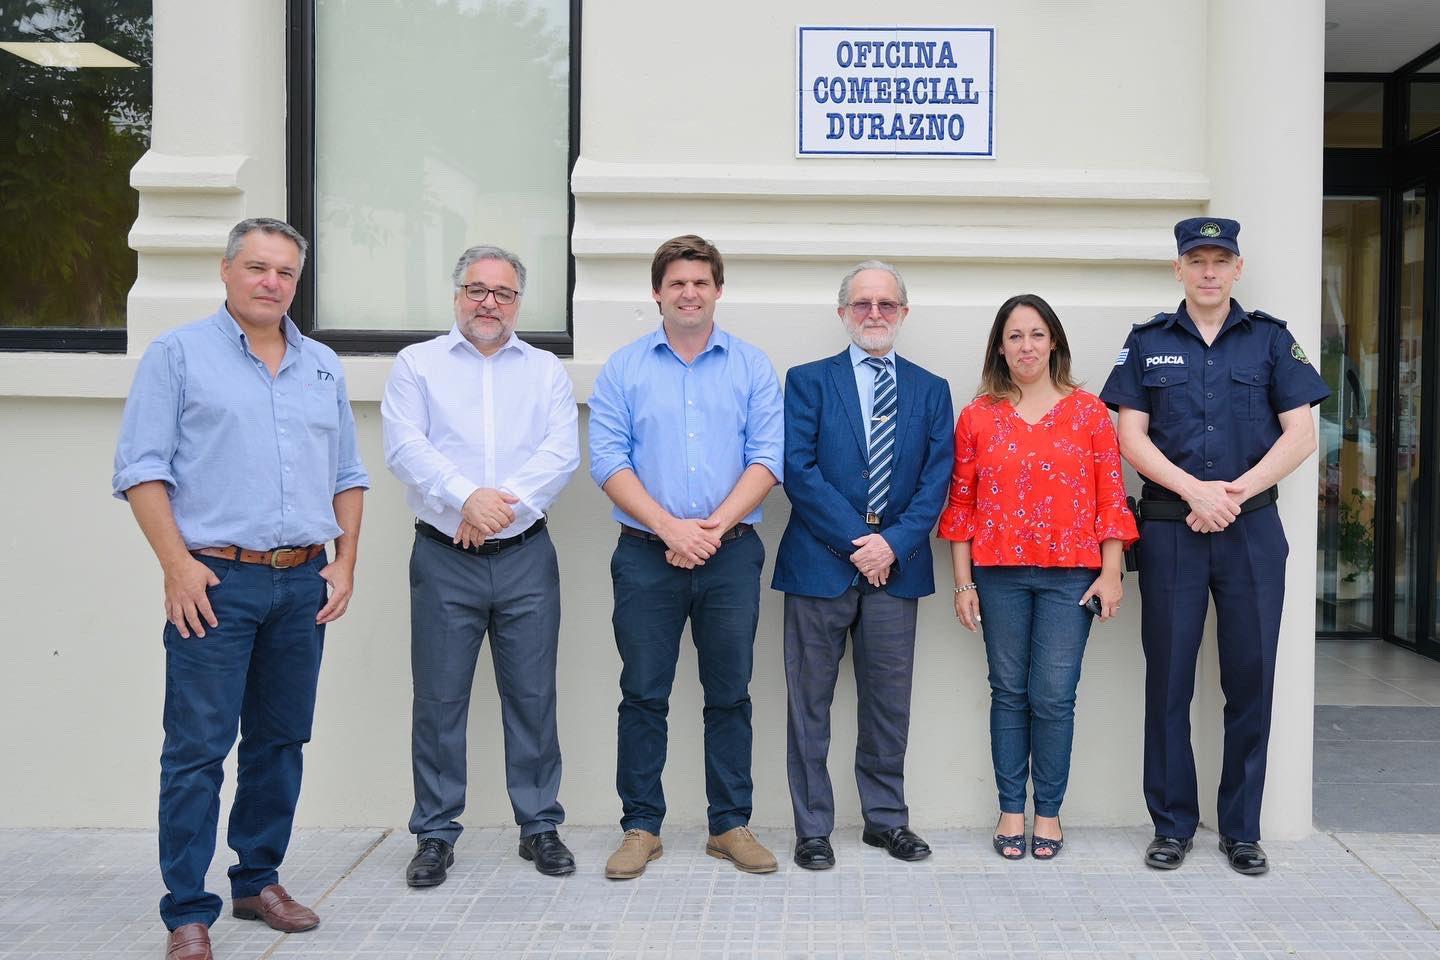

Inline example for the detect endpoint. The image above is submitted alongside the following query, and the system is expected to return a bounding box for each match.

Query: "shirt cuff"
[443,475,480,512]
[936,504,976,542]
[1095,506,1140,549]
[111,463,176,501]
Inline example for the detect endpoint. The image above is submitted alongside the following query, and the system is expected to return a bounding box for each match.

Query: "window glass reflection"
[0,2,152,328]
[1394,189,1426,642]
[1317,197,1382,632]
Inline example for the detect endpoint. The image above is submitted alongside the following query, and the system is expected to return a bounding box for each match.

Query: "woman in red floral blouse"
[939,294,1138,862]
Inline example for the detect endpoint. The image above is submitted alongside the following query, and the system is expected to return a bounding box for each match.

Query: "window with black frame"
[0,1,152,350]
[295,0,576,353]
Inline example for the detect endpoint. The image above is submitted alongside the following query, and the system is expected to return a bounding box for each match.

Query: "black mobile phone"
[1084,595,1103,617]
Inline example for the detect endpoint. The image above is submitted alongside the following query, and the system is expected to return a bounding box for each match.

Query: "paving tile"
[3,826,1440,958]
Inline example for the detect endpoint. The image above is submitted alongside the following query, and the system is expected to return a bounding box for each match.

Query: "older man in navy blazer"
[772,261,954,869]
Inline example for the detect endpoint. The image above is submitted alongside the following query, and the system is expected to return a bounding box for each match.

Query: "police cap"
[1174,217,1241,257]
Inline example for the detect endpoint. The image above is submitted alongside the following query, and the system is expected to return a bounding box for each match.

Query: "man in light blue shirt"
[588,235,783,879]
[113,218,368,960]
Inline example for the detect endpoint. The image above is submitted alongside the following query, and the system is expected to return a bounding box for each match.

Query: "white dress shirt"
[382,327,580,540]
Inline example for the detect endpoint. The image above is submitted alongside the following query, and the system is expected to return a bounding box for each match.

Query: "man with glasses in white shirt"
[382,245,580,886]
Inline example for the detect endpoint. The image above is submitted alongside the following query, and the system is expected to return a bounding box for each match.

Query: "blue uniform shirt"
[112,306,370,550]
[588,323,784,531]
[1099,299,1330,485]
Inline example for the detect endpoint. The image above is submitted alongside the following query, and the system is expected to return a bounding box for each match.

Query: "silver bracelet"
[953,583,977,594]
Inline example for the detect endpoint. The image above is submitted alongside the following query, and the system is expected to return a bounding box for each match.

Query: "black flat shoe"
[793,836,836,870]
[1031,819,1063,860]
[406,837,454,887]
[1219,836,1269,875]
[1144,835,1192,870]
[862,825,932,862]
[518,830,576,876]
[992,816,1025,861]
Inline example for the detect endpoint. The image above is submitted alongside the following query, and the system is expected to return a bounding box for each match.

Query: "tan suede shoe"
[706,825,778,874]
[604,828,663,879]
[165,923,212,960]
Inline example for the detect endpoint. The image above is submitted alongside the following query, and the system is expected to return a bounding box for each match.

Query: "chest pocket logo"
[1141,366,1190,422]
[1230,366,1271,421]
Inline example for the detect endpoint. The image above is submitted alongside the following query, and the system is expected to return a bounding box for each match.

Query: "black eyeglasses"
[461,283,519,305]
[847,300,903,319]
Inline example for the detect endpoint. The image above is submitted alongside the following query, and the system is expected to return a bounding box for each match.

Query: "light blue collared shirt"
[112,306,370,550]
[588,323,784,531]
[850,342,898,447]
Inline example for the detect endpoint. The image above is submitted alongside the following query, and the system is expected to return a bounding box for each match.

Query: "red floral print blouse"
[938,389,1139,567]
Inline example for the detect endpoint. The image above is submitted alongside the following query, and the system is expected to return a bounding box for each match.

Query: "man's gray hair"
[225,218,309,268]
[452,244,527,294]
[837,260,908,307]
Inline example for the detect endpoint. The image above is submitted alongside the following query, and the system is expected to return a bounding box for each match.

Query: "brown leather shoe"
[706,825,778,874]
[231,883,320,932]
[165,923,212,960]
[604,828,663,879]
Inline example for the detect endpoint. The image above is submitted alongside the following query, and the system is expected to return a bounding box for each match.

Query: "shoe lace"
[731,825,756,842]
[621,828,647,844]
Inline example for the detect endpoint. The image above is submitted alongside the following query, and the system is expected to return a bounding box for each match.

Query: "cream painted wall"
[0,0,1324,838]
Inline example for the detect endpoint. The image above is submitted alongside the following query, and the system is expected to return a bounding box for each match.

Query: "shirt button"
[690,466,696,472]
[1206,392,1214,399]
[688,433,695,438]
[1159,376,1167,383]
[862,470,870,479]
[1206,425,1214,432]
[1253,374,1260,382]
[1207,359,1214,366]
[1206,460,1214,467]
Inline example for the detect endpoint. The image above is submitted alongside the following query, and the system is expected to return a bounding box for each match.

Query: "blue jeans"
[158,553,327,930]
[610,530,763,836]
[973,565,1096,819]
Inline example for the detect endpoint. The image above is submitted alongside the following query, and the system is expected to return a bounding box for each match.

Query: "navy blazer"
[771,349,954,599]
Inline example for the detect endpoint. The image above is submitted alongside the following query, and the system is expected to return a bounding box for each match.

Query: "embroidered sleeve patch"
[1114,348,1129,366]
[1291,342,1308,363]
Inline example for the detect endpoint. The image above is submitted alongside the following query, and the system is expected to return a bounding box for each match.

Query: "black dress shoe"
[518,830,576,876]
[406,837,454,887]
[1219,836,1269,875]
[861,826,932,862]
[793,836,836,870]
[1144,835,1193,870]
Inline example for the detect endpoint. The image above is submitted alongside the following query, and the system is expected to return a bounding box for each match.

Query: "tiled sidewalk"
[2,826,1438,959]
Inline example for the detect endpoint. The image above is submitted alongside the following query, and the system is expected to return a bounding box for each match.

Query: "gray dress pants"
[784,588,918,838]
[408,527,564,843]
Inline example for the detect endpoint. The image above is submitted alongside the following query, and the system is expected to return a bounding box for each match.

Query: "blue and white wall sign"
[797,26,995,158]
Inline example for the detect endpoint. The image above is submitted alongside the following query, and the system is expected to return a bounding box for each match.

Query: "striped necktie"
[863,356,896,524]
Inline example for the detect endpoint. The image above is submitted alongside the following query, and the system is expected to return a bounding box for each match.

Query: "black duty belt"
[1134,485,1278,522]
[416,517,546,556]
[620,522,753,544]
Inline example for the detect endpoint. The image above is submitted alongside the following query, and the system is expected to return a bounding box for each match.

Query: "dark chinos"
[771,349,954,838]
[112,307,369,930]
[1100,300,1329,842]
[408,526,565,842]
[611,525,765,835]
[587,323,785,837]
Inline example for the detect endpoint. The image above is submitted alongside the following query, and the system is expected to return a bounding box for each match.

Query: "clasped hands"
[1183,479,1250,534]
[455,487,521,548]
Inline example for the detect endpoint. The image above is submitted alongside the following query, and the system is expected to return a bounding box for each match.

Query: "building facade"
[1,0,1337,840]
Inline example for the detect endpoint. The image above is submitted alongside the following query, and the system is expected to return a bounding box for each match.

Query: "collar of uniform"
[648,321,730,358]
[443,324,524,361]
[213,303,303,351]
[1171,298,1250,340]
[848,341,896,369]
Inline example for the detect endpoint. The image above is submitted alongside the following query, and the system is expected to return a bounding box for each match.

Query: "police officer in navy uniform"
[1099,218,1329,875]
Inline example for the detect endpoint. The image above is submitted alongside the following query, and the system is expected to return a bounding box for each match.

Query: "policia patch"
[1291,342,1308,362]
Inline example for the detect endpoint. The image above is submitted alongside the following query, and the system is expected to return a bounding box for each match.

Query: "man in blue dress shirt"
[588,235,784,879]
[114,218,368,960]
[1100,218,1328,876]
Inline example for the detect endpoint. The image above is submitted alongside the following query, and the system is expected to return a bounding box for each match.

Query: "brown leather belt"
[620,522,753,544]
[193,544,326,569]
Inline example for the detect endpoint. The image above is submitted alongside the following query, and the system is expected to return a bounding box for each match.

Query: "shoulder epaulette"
[1132,312,1166,328]
[1247,309,1287,327]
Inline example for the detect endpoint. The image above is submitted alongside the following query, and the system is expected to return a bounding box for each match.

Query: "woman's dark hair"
[976,293,1081,400]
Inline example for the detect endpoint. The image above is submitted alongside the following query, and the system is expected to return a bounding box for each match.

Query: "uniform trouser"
[611,529,763,836]
[158,553,327,931]
[408,529,565,845]
[783,588,919,838]
[1137,505,1288,842]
